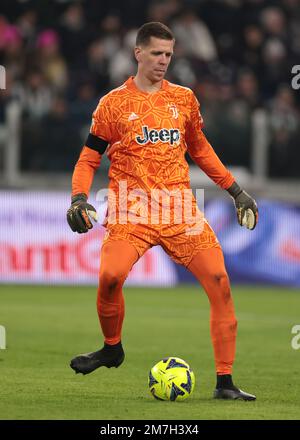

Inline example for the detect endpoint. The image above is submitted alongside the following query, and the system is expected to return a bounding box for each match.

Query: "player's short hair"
[136,22,175,47]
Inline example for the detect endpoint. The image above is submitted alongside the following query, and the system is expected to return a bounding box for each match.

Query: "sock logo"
[136,125,180,146]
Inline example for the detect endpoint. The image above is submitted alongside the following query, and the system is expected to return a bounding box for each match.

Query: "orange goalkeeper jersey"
[72,76,234,221]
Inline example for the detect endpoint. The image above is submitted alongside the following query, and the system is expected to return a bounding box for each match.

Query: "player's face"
[135,37,174,83]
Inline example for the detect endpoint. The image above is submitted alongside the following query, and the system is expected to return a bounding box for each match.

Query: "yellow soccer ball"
[148,357,195,401]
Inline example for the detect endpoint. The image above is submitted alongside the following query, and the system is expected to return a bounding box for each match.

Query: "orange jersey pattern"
[71,76,235,259]
[89,77,233,197]
[102,220,220,268]
[72,76,235,228]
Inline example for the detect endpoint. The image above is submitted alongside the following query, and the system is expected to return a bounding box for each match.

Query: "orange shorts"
[102,220,220,267]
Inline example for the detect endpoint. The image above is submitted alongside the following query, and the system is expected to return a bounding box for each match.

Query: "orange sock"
[97,240,139,345]
[188,246,237,375]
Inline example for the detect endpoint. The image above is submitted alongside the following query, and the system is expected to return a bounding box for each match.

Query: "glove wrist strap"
[226,182,242,199]
[71,193,88,204]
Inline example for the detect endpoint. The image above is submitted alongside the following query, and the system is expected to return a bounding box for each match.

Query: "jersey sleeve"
[188,92,204,131]
[185,91,235,190]
[72,146,102,197]
[71,96,112,198]
[90,96,113,143]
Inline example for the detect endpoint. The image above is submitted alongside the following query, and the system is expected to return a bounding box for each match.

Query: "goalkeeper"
[67,22,258,401]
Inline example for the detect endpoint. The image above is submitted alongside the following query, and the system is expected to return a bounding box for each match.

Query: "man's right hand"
[67,193,98,233]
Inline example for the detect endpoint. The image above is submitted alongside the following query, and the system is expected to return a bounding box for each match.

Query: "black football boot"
[213,374,256,401]
[70,342,125,375]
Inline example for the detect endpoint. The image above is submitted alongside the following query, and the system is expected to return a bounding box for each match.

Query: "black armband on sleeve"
[85,133,108,154]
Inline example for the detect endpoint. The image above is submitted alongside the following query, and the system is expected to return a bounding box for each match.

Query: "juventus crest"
[168,103,179,119]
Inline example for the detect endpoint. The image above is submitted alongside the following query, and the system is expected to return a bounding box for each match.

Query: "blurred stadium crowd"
[0,0,300,178]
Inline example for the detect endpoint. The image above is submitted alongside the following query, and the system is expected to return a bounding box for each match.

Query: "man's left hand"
[227,182,258,230]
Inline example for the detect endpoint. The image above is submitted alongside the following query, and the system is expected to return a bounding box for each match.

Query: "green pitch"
[0,284,299,420]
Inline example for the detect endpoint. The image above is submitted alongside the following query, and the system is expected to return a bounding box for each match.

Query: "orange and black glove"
[67,193,98,233]
[227,182,258,230]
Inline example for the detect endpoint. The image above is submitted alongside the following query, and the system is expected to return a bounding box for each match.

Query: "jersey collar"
[125,76,169,94]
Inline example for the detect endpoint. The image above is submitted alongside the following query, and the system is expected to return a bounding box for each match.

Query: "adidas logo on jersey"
[128,112,139,121]
[136,125,180,146]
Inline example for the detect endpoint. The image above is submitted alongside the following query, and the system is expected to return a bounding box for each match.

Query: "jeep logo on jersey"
[136,125,180,146]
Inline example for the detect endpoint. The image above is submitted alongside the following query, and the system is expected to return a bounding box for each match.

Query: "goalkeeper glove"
[227,182,258,230]
[67,193,98,233]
